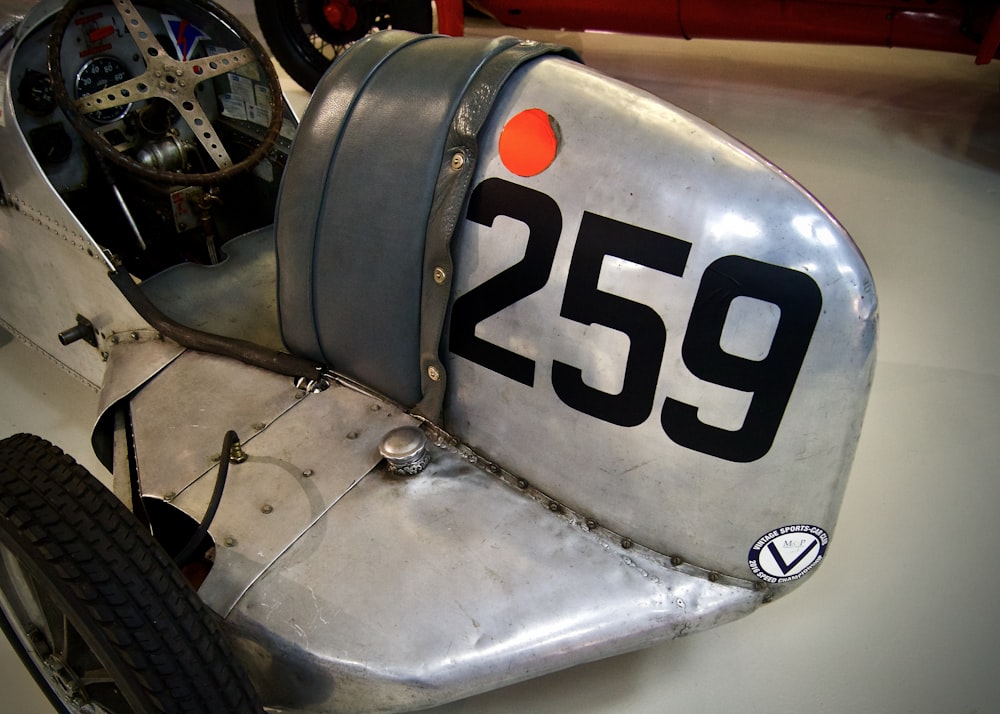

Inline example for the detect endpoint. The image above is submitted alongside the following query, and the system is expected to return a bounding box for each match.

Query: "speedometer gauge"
[75,56,133,123]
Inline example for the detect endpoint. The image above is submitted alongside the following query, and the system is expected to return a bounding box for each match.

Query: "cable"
[173,429,239,567]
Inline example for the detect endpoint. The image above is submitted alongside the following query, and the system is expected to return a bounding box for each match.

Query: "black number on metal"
[661,256,823,462]
[449,178,561,386]
[451,179,823,462]
[552,212,691,426]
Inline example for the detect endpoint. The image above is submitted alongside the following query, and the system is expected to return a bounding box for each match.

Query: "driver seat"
[274,32,576,409]
[140,32,575,412]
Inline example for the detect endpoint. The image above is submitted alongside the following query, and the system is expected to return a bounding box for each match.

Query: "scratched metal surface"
[128,347,763,711]
[219,434,764,712]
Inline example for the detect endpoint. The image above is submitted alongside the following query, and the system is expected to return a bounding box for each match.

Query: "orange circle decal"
[498,108,560,177]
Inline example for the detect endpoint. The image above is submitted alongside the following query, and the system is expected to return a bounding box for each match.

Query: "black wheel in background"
[254,0,433,91]
[0,433,262,713]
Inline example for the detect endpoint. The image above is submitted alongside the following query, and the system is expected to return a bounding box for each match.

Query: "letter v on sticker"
[748,525,828,583]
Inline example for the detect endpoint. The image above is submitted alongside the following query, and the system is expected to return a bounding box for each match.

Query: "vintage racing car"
[0,0,877,710]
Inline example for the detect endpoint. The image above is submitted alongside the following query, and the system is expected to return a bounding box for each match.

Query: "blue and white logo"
[161,14,209,61]
[748,524,829,583]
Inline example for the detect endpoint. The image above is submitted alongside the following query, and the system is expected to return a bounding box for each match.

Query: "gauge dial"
[18,69,56,115]
[28,123,73,164]
[75,56,133,124]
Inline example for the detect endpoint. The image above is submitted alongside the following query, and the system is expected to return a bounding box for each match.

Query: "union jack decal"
[161,14,209,61]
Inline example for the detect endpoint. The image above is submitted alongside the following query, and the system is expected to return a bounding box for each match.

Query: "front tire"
[254,0,433,91]
[0,433,262,713]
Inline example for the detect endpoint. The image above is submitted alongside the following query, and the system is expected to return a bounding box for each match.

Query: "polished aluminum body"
[0,2,875,710]
[125,344,764,712]
[445,57,877,586]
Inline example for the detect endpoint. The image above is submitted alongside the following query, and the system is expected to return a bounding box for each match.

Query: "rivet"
[252,422,265,431]
[224,537,237,547]
[450,152,465,170]
[585,518,597,530]
[163,491,176,501]
[516,478,528,489]
[433,266,447,284]
[301,469,314,478]
[709,572,720,582]
[261,504,273,514]
[621,538,634,550]
[346,431,359,440]
[548,501,560,512]
[670,555,683,567]
[370,403,381,412]
[427,365,441,382]
[129,331,139,341]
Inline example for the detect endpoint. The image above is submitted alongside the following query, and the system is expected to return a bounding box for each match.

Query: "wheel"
[0,433,262,713]
[47,0,283,186]
[254,0,432,91]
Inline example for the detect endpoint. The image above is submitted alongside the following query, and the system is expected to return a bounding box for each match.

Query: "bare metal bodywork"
[0,0,876,710]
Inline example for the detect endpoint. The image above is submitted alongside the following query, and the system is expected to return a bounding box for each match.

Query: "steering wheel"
[47,0,284,186]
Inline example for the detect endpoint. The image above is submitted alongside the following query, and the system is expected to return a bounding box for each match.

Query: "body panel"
[0,34,150,388]
[127,349,763,712]
[443,57,877,584]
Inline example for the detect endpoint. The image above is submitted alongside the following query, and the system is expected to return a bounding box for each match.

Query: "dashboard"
[6,0,295,276]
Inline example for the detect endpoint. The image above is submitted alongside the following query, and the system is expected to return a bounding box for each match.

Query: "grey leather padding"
[275,31,577,407]
[276,33,491,405]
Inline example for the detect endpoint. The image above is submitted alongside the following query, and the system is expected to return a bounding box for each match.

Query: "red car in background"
[256,0,1000,90]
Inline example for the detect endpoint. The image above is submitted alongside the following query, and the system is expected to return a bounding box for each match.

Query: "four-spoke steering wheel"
[47,0,284,185]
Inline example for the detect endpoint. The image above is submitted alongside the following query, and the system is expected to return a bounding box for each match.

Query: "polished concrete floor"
[2,3,999,712]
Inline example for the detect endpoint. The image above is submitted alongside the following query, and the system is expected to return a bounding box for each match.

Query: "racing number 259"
[449,178,822,463]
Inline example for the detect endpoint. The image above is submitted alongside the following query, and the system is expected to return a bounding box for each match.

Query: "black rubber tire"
[254,0,432,91]
[0,433,262,714]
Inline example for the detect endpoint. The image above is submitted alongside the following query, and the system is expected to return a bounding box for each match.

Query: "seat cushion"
[276,33,477,405]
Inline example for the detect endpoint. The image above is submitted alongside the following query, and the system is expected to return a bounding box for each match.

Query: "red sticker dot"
[499,108,559,177]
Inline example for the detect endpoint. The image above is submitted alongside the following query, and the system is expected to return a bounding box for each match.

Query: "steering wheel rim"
[47,0,284,186]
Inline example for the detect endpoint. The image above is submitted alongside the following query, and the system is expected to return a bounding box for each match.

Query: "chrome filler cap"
[379,426,430,476]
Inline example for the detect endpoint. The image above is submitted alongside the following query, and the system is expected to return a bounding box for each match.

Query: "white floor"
[2,5,999,713]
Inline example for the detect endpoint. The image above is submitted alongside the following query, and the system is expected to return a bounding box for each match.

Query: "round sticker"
[748,525,828,584]
[498,108,560,177]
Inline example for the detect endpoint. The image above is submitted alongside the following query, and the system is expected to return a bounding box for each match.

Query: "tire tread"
[0,433,261,713]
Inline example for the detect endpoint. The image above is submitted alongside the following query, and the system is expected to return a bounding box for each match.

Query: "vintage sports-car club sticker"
[748,525,829,583]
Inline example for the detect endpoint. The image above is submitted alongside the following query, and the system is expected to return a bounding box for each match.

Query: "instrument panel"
[8,1,293,192]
